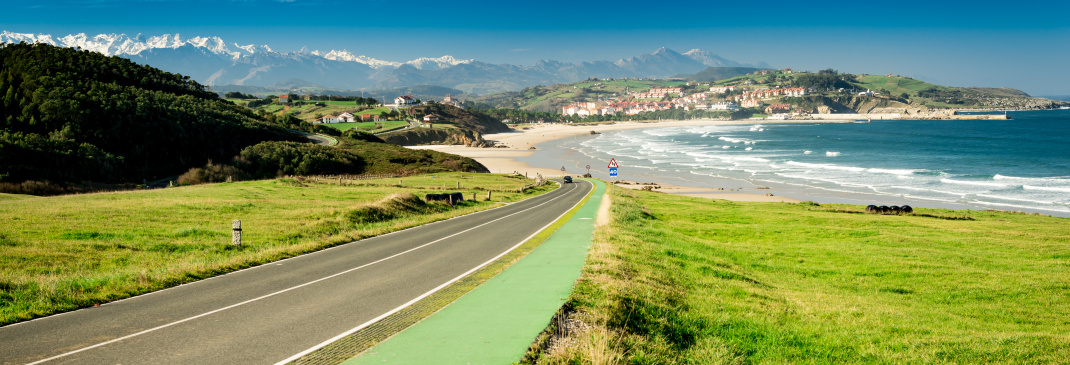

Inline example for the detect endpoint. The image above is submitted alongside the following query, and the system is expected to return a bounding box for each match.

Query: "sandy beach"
[410,119,809,202]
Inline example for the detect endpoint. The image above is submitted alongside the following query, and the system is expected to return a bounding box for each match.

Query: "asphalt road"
[0,179,592,365]
[304,133,334,146]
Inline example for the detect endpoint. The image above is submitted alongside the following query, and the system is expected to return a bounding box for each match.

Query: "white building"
[709,101,740,111]
[394,95,417,106]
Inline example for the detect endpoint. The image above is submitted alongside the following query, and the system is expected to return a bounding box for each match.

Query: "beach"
[409,112,1070,217]
[410,119,812,203]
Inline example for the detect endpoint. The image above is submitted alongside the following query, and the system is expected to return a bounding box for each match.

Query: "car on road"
[563,176,573,183]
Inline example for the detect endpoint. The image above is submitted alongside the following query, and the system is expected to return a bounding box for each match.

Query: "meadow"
[325,120,409,132]
[535,190,1070,364]
[0,173,550,325]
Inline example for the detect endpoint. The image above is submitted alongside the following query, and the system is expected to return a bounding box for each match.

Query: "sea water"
[528,109,1070,217]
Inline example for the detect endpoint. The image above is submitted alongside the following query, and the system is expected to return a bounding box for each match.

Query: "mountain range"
[0,31,771,95]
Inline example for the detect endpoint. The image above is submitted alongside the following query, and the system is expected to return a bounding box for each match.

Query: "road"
[303,133,334,146]
[0,179,593,365]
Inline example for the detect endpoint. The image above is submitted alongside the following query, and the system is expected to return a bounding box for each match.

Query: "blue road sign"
[609,168,618,177]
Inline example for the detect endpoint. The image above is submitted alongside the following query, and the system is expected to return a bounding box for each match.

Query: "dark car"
[563,176,573,183]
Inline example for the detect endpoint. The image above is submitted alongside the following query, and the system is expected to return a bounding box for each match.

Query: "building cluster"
[633,87,683,99]
[731,88,807,102]
[559,74,820,118]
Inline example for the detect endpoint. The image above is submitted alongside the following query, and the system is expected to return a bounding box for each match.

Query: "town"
[560,70,812,120]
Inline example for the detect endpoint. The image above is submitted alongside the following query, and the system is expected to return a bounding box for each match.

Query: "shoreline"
[409,118,1069,217]
[410,119,820,203]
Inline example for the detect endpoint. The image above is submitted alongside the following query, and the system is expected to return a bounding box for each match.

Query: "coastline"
[410,119,823,203]
[409,116,1070,217]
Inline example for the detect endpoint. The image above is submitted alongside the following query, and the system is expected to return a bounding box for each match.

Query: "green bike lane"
[345,179,605,364]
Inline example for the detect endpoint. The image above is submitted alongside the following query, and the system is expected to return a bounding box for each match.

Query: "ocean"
[525,109,1070,217]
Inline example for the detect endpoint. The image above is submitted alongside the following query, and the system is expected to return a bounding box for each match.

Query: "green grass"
[855,75,947,96]
[0,173,552,325]
[324,120,408,132]
[538,190,1070,364]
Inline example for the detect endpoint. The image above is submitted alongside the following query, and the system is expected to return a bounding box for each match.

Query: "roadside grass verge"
[0,173,551,325]
[535,190,1070,364]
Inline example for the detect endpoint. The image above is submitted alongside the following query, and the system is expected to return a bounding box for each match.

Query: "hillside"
[686,66,766,82]
[473,69,1067,120]
[0,43,489,194]
[470,78,690,113]
[0,42,299,187]
[377,104,510,147]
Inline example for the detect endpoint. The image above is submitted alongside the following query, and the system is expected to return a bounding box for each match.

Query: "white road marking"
[28,182,585,365]
[275,181,592,364]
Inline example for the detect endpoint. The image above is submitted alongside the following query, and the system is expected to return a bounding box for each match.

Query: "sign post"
[608,158,619,194]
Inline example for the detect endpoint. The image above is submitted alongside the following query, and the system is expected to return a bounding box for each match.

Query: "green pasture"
[324,120,408,132]
[0,173,552,325]
[539,190,1070,364]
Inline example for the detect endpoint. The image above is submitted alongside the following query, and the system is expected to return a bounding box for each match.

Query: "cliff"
[381,128,492,147]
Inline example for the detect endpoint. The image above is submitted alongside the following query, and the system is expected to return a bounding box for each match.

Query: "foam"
[826,151,841,157]
[786,161,866,172]
[868,168,919,176]
[939,178,1010,188]
[1024,185,1070,193]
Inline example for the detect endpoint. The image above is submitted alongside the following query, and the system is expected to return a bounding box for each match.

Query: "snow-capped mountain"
[311,50,472,70]
[1,31,770,94]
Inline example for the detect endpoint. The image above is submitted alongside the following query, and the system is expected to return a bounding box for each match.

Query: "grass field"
[324,120,408,132]
[0,173,551,325]
[534,189,1070,364]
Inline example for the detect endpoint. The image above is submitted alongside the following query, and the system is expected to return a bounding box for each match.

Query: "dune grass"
[536,189,1070,364]
[0,173,551,325]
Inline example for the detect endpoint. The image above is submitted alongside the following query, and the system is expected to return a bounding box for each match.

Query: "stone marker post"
[232,220,242,247]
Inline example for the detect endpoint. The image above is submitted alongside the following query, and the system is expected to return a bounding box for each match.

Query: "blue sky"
[4,0,1069,95]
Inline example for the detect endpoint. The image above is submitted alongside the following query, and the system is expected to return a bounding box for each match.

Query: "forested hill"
[0,42,298,185]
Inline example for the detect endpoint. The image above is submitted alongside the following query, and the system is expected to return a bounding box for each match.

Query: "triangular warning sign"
[607,158,619,168]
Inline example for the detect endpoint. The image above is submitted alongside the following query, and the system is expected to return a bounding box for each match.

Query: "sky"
[3,0,1069,95]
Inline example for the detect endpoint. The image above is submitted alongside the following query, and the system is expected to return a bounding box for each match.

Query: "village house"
[394,95,417,106]
[338,112,356,123]
[361,113,382,122]
[278,95,290,104]
[314,115,340,124]
[423,114,442,122]
[741,99,763,108]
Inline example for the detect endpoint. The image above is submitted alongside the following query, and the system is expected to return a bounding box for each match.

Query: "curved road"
[0,179,593,365]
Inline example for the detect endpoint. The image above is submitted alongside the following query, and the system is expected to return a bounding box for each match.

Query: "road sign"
[608,158,619,169]
[609,168,618,177]
[561,166,566,172]
[586,165,591,170]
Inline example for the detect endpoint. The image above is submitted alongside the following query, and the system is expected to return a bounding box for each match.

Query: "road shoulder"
[345,179,605,364]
